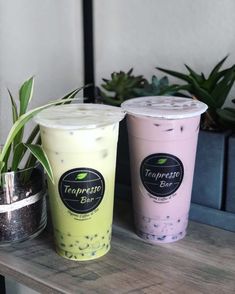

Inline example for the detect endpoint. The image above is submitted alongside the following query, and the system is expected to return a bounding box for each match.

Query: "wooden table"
[0,200,235,294]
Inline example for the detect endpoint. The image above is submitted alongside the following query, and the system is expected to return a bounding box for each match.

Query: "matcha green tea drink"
[35,104,125,260]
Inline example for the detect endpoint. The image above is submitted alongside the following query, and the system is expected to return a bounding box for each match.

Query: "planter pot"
[225,134,235,213]
[0,165,47,245]
[191,130,230,209]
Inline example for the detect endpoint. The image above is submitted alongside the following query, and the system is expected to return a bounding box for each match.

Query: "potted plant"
[0,77,81,245]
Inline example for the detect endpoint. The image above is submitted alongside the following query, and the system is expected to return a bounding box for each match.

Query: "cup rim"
[121,96,208,119]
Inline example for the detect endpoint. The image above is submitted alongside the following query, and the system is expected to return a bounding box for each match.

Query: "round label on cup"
[59,168,105,214]
[140,153,184,197]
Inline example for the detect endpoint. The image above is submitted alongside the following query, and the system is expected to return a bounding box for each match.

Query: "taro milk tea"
[122,97,207,243]
[35,104,125,260]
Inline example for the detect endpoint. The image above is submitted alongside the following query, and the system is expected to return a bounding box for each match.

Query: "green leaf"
[59,86,86,103]
[19,76,34,115]
[7,89,21,150]
[208,55,229,80]
[1,145,12,173]
[26,125,40,144]
[204,65,234,92]
[11,125,40,172]
[156,67,192,83]
[210,67,235,108]
[189,78,217,108]
[0,161,5,187]
[0,161,5,171]
[76,173,88,180]
[7,89,18,123]
[11,143,27,171]
[184,64,205,84]
[24,135,41,170]
[0,97,76,167]
[157,158,167,165]
[24,144,54,183]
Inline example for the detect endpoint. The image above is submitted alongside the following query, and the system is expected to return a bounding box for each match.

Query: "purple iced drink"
[121,96,207,243]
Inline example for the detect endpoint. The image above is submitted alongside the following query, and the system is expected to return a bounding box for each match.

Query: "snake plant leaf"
[7,89,18,123]
[0,146,11,174]
[0,161,5,171]
[26,125,40,144]
[24,135,41,170]
[0,97,75,164]
[19,76,34,115]
[14,77,35,150]
[58,86,85,105]
[11,143,27,171]
[0,161,5,186]
[11,125,40,172]
[24,144,54,183]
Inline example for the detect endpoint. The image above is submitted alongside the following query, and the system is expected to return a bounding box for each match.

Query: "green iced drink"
[35,104,125,260]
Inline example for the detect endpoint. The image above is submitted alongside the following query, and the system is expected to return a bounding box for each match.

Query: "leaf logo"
[76,173,88,180]
[157,158,167,165]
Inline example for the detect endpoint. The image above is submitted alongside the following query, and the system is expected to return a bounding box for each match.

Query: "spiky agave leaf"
[156,56,235,130]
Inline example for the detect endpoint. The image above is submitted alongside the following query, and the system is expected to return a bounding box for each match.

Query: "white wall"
[94,0,235,106]
[0,0,84,142]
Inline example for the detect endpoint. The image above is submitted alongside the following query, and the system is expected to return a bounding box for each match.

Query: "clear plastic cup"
[35,104,125,260]
[121,96,207,243]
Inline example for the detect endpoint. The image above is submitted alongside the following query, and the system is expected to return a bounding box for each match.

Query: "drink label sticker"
[140,153,184,198]
[59,168,105,214]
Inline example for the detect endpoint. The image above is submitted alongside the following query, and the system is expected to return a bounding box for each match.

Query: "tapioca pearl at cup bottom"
[59,245,111,260]
[136,229,186,243]
[54,228,112,254]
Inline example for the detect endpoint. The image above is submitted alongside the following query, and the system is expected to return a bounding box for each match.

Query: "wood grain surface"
[0,200,234,294]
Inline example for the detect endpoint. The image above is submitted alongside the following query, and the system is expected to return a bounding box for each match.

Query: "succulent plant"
[133,75,184,97]
[99,68,146,106]
[157,56,235,131]
[99,69,186,106]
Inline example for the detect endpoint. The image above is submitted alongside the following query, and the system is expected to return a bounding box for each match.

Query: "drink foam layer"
[35,104,125,129]
[121,96,208,119]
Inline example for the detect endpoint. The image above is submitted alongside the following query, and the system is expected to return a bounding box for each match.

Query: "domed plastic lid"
[35,103,125,129]
[121,96,208,119]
